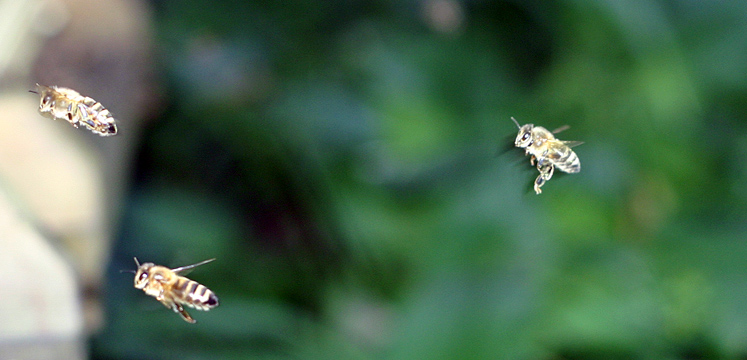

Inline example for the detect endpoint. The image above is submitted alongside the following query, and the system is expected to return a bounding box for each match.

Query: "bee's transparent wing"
[552,125,570,134]
[562,140,584,148]
[172,258,216,275]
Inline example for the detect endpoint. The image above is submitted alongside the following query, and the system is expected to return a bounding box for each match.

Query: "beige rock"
[0,0,156,350]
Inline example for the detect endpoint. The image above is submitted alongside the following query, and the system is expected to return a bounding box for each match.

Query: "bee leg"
[534,164,554,195]
[173,303,196,323]
[542,163,554,180]
[536,154,552,167]
[530,155,537,166]
[534,174,545,194]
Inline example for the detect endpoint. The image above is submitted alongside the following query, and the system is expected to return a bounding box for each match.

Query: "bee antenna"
[133,257,141,267]
[28,89,38,94]
[510,117,521,129]
[119,269,136,274]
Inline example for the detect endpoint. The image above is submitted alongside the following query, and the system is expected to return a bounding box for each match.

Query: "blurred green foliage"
[92,1,747,359]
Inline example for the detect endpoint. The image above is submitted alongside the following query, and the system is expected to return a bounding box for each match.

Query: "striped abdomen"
[172,277,219,311]
[544,142,580,173]
[75,96,118,136]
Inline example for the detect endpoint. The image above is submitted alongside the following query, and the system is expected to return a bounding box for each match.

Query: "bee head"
[37,90,55,114]
[133,257,156,289]
[514,123,535,148]
[33,84,68,119]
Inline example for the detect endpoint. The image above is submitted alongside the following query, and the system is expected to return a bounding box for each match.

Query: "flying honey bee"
[511,117,582,194]
[29,84,117,136]
[128,258,219,323]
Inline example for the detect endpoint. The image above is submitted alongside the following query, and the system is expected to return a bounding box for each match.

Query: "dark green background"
[93,1,747,359]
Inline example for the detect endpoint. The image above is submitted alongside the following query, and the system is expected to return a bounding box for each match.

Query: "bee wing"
[561,140,584,148]
[171,258,216,275]
[551,125,570,134]
[32,83,52,94]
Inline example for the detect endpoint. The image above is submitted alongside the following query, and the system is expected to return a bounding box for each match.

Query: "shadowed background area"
[2,0,747,359]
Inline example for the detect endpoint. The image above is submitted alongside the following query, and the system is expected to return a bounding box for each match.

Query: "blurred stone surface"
[0,0,156,353]
[0,183,84,357]
[0,93,110,286]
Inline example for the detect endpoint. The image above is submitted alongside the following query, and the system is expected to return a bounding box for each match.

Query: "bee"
[511,117,582,194]
[129,257,219,323]
[29,83,117,136]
